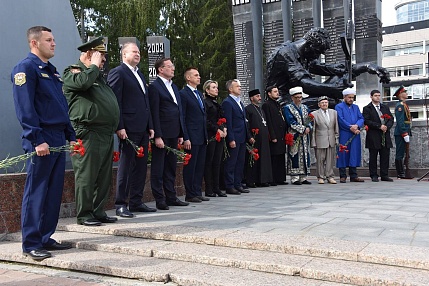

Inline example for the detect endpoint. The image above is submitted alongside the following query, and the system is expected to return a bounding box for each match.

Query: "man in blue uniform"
[11,26,76,260]
[393,86,413,179]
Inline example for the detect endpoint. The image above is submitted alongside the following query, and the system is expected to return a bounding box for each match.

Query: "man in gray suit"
[311,96,339,184]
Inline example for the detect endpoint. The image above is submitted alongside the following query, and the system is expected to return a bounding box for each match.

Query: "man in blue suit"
[108,42,157,218]
[222,79,252,195]
[149,58,189,210]
[179,67,209,203]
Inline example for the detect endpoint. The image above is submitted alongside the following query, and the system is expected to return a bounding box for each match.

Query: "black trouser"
[368,147,390,178]
[271,153,286,183]
[204,140,224,194]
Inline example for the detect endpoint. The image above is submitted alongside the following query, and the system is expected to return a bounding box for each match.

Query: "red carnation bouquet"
[1,139,86,171]
[380,114,392,147]
[337,125,368,156]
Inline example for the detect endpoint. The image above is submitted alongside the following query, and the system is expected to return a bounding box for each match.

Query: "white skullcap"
[342,88,356,96]
[289,86,309,98]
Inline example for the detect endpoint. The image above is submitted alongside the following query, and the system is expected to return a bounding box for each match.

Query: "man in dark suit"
[362,89,394,182]
[149,58,189,210]
[179,67,209,203]
[261,86,288,186]
[222,79,252,195]
[107,42,157,218]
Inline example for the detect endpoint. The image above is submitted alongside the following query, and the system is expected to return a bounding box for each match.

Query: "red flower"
[136,146,144,158]
[215,131,221,142]
[253,148,258,153]
[364,125,369,131]
[183,153,192,166]
[380,114,392,120]
[178,143,184,151]
[308,113,315,120]
[285,133,294,146]
[338,144,348,152]
[113,151,120,162]
[217,118,227,126]
[251,128,259,135]
[253,153,260,161]
[72,139,86,156]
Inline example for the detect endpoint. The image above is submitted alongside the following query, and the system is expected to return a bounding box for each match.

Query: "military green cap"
[77,36,107,52]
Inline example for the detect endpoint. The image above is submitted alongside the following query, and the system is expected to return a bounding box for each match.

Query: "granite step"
[3,230,429,286]
[54,220,429,271]
[0,240,349,286]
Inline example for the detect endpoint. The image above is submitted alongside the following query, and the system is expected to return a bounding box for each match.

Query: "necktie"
[376,105,384,124]
[194,90,204,109]
[323,110,329,123]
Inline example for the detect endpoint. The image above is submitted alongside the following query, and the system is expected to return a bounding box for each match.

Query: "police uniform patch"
[398,107,402,111]
[14,72,26,86]
[40,73,50,78]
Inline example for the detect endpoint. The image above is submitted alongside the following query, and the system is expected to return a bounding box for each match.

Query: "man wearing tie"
[149,58,189,210]
[311,96,339,184]
[222,79,251,195]
[179,67,209,202]
[362,90,394,182]
[108,42,157,218]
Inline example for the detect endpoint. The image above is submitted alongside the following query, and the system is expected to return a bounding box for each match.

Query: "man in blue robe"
[335,88,365,183]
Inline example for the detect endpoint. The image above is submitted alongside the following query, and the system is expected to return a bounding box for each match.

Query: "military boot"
[395,159,405,179]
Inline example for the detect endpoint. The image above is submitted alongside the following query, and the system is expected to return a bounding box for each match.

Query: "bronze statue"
[265,27,391,108]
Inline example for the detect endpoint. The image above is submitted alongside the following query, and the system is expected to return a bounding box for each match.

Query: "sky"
[381,0,398,27]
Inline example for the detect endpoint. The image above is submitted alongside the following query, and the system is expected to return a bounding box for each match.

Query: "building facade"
[382,1,429,121]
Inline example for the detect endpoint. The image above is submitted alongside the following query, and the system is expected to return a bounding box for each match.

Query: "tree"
[162,0,236,97]
[69,0,236,96]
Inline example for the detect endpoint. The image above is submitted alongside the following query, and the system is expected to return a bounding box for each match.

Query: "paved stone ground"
[2,175,429,285]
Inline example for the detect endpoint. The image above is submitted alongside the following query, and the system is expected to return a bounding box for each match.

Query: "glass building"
[396,0,429,24]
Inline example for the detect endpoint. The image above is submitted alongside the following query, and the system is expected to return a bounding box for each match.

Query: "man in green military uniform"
[393,86,413,179]
[63,37,120,226]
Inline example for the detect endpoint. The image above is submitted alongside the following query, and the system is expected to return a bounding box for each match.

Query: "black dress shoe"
[130,203,157,212]
[205,193,217,197]
[277,181,289,185]
[381,177,394,182]
[81,218,102,226]
[292,181,302,185]
[214,191,227,197]
[371,177,379,182]
[197,196,210,201]
[116,206,134,218]
[235,186,250,193]
[258,183,270,187]
[166,199,189,206]
[23,249,52,261]
[156,202,170,210]
[301,180,312,185]
[186,197,202,203]
[98,216,118,223]
[44,241,72,251]
[247,183,257,188]
[225,188,241,195]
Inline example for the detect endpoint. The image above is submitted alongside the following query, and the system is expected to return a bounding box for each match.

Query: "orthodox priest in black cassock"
[245,89,273,187]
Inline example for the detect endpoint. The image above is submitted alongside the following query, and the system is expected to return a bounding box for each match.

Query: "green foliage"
[69,0,236,97]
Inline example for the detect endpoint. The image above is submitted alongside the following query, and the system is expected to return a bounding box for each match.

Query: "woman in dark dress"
[203,80,227,197]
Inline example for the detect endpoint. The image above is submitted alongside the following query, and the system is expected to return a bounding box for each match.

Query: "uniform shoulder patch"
[70,68,81,74]
[398,107,402,111]
[14,72,26,86]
